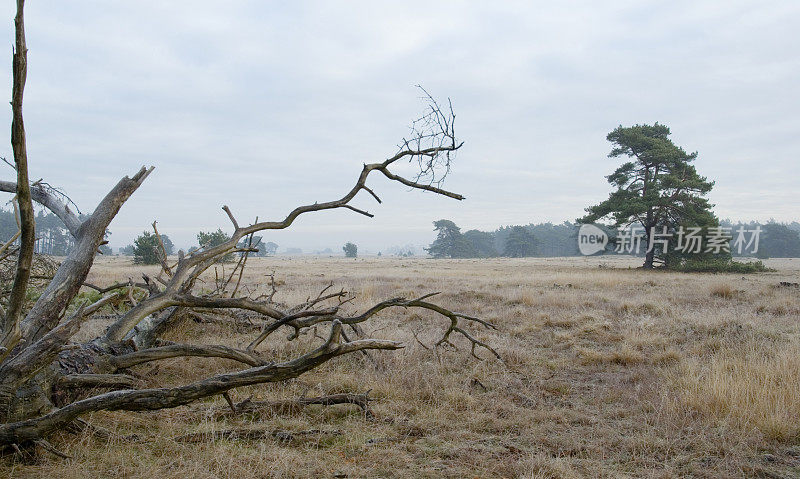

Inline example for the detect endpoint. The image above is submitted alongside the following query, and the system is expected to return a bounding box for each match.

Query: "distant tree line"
[425,219,580,258]
[0,209,795,261]
[426,218,800,259]
[120,229,279,264]
[385,244,418,257]
[722,221,800,259]
[0,208,99,255]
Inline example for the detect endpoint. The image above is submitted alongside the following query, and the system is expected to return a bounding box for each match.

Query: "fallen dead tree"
[0,0,499,455]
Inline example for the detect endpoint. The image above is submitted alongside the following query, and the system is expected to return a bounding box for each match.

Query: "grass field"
[3,255,800,478]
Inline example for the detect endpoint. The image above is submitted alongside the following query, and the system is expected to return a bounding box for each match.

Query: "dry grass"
[709,282,735,299]
[671,343,800,442]
[3,256,800,478]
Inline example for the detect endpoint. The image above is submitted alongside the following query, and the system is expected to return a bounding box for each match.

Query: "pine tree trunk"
[643,247,655,269]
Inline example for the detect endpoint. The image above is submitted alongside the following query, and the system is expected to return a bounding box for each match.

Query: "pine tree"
[426,220,476,258]
[580,123,715,268]
[343,242,358,258]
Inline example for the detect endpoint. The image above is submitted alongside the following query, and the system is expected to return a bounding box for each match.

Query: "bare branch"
[247,307,338,351]
[222,205,239,230]
[0,320,401,444]
[110,344,269,369]
[0,181,81,237]
[57,374,141,390]
[342,204,374,218]
[209,391,373,418]
[230,221,257,298]
[360,184,382,203]
[151,221,172,278]
[34,439,72,459]
[244,293,500,360]
[83,281,146,295]
[174,427,341,444]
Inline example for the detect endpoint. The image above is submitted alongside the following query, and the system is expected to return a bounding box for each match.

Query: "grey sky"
[0,1,797,252]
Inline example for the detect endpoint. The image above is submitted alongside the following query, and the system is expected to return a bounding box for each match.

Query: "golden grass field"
[2,255,800,478]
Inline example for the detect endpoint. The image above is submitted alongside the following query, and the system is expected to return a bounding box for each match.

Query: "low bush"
[668,258,774,273]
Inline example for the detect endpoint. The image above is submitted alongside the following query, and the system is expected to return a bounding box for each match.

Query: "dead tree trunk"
[0,1,499,453]
[1,0,35,356]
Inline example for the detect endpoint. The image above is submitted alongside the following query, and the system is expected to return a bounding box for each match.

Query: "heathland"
[5,255,800,478]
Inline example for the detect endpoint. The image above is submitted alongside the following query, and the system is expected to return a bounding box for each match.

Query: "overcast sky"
[0,1,797,252]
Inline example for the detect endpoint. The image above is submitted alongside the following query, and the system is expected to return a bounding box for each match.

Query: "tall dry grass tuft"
[709,282,735,299]
[670,343,800,441]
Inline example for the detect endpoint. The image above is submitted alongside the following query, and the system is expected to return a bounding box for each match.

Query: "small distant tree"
[198,228,234,262]
[132,231,162,264]
[131,232,173,264]
[97,244,112,255]
[503,226,537,257]
[343,242,358,258]
[119,244,135,256]
[426,219,476,258]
